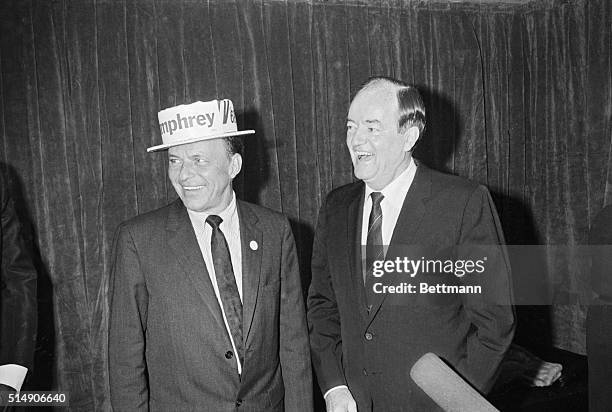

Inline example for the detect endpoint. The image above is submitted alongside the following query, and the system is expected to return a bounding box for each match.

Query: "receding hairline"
[351,78,409,117]
[351,76,426,136]
[354,77,413,99]
[350,81,401,116]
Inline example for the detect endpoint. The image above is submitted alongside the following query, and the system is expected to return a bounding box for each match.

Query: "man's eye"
[169,158,181,165]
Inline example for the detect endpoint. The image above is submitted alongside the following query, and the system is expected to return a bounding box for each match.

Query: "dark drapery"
[0,0,610,409]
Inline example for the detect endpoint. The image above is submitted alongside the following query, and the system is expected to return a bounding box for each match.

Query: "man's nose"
[352,126,367,146]
[179,161,196,181]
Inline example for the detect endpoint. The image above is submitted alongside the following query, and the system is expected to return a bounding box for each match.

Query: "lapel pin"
[250,240,258,251]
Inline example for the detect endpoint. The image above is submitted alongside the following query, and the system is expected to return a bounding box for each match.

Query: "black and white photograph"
[0,0,610,411]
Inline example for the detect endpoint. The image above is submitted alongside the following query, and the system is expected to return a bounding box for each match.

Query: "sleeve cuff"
[0,364,28,392]
[323,385,348,399]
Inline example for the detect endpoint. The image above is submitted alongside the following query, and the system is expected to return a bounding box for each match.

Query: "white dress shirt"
[0,364,28,392]
[187,192,244,374]
[324,159,417,400]
[361,158,418,247]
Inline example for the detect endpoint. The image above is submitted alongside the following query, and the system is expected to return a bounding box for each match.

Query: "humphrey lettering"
[158,100,235,136]
[159,112,216,136]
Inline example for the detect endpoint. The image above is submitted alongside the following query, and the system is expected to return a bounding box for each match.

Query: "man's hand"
[325,387,357,412]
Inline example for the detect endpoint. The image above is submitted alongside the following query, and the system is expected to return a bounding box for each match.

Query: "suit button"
[236,399,242,407]
[365,332,373,340]
[225,351,233,359]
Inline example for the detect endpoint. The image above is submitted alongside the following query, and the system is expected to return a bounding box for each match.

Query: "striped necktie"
[365,192,384,307]
[206,215,244,367]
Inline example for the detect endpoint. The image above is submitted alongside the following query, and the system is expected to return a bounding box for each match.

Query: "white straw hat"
[147,99,254,152]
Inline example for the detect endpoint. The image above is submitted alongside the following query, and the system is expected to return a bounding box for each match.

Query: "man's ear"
[403,126,420,152]
[229,153,242,178]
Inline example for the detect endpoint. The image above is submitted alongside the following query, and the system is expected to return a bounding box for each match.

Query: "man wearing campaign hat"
[108,99,312,411]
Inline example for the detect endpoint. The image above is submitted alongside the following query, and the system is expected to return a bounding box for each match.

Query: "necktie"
[206,215,244,366]
[365,192,384,307]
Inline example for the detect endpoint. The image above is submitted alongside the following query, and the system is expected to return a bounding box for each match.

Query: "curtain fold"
[1,0,610,409]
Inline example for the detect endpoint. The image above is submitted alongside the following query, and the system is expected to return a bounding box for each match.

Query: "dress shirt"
[361,158,417,247]
[0,364,28,392]
[187,192,243,374]
[324,158,417,400]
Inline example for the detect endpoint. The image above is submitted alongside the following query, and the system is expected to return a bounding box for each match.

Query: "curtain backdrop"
[1,0,610,409]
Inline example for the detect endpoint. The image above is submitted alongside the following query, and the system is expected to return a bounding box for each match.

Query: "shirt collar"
[187,191,238,229]
[364,158,417,208]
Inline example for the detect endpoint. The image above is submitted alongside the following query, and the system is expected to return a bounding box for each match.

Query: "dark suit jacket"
[108,199,312,412]
[308,164,515,411]
[0,173,37,376]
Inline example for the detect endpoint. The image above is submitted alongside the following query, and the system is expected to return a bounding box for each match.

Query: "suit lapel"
[367,163,432,322]
[237,201,262,347]
[388,163,431,246]
[165,200,227,333]
[346,183,370,323]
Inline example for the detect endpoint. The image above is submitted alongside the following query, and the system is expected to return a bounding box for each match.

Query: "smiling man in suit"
[307,77,515,411]
[108,99,312,412]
